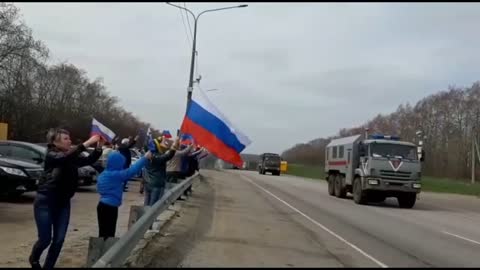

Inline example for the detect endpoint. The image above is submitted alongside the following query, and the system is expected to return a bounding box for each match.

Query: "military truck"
[258,153,282,176]
[325,134,423,208]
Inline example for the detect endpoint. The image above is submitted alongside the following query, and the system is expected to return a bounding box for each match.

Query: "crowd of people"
[29,127,206,269]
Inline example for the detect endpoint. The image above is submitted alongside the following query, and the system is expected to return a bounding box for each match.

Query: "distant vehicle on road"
[280,160,288,173]
[325,133,424,208]
[258,153,282,176]
[0,140,98,188]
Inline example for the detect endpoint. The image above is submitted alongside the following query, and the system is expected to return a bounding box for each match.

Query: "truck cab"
[258,153,281,176]
[325,134,422,208]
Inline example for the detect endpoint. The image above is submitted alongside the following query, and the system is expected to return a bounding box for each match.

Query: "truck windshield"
[265,155,280,162]
[370,143,418,160]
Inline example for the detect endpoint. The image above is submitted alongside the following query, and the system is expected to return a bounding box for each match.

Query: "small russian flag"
[91,118,116,143]
[181,134,193,145]
[162,130,172,139]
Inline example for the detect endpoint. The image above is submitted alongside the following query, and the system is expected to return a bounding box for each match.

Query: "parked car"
[0,140,98,188]
[0,154,42,198]
[78,151,99,185]
[84,147,105,173]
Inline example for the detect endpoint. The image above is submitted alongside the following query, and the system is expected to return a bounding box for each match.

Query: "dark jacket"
[188,157,199,177]
[145,150,176,188]
[97,152,148,207]
[118,139,136,169]
[37,144,102,203]
[181,149,203,177]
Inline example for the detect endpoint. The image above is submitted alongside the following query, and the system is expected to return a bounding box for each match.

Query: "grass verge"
[286,164,480,197]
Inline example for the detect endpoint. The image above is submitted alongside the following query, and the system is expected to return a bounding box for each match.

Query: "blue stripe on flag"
[186,100,246,153]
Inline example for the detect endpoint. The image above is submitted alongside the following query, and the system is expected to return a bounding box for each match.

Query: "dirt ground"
[0,180,144,268]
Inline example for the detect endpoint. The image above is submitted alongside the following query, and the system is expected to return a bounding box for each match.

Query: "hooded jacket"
[38,144,102,204]
[145,149,176,188]
[117,138,136,169]
[97,151,148,207]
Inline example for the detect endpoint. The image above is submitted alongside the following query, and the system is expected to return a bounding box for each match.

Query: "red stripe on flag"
[90,131,109,143]
[181,117,243,167]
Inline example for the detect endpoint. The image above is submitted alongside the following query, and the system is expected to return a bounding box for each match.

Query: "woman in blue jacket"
[96,150,152,239]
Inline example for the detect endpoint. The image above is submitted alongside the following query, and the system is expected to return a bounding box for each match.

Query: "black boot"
[29,254,42,269]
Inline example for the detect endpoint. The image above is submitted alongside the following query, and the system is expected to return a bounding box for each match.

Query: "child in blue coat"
[96,150,152,239]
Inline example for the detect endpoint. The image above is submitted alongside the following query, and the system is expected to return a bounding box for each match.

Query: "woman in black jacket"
[29,128,103,269]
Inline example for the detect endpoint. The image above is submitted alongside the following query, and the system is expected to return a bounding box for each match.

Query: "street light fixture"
[166,2,248,105]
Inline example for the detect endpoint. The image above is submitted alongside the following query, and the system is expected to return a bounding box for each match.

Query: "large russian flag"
[180,88,251,167]
[90,118,116,143]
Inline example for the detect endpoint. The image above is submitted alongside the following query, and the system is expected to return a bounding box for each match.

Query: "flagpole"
[165,3,248,108]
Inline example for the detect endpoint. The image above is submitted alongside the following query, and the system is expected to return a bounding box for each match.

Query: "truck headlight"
[0,166,27,177]
[413,183,421,189]
[368,179,379,185]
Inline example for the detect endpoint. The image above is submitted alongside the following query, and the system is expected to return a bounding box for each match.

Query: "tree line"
[282,81,480,181]
[0,3,163,145]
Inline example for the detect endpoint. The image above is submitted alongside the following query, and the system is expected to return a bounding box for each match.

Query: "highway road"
[140,170,480,268]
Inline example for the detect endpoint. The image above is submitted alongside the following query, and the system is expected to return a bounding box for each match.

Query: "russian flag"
[181,134,193,145]
[90,118,116,143]
[162,130,172,139]
[180,87,251,167]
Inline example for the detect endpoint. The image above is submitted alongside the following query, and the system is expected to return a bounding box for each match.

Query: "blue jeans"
[143,183,165,206]
[30,193,71,269]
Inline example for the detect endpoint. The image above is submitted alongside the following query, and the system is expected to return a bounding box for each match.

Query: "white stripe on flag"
[92,118,116,140]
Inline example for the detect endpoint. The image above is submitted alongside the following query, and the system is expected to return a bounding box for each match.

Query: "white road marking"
[442,231,480,246]
[239,174,388,268]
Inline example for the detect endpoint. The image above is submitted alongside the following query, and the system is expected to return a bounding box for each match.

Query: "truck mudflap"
[362,177,421,193]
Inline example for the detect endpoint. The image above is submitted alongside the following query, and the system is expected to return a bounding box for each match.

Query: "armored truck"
[325,134,423,208]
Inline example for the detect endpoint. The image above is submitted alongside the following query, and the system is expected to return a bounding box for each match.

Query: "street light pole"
[187,18,198,102]
[166,3,248,105]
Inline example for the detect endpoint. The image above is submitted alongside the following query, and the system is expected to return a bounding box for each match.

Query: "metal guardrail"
[92,173,199,268]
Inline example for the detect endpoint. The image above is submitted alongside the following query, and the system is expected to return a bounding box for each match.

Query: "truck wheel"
[353,177,367,204]
[328,175,335,196]
[397,193,416,208]
[334,175,347,198]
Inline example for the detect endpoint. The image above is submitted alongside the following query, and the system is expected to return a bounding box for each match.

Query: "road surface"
[140,170,480,268]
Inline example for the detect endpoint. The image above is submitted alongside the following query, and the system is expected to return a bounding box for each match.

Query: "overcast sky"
[15,2,480,154]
